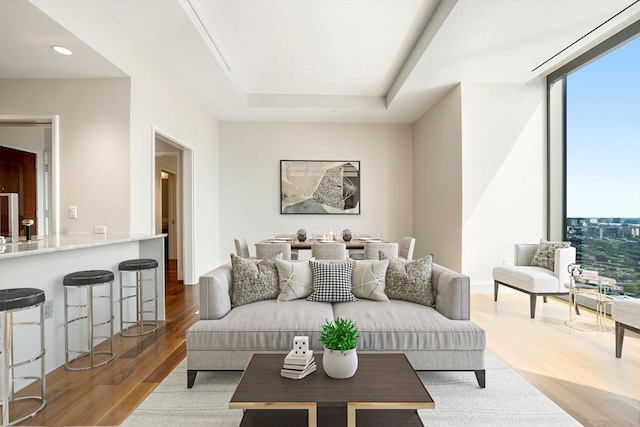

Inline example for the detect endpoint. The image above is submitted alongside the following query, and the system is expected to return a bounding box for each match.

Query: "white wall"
[460,81,547,289]
[0,78,131,234]
[413,85,463,271]
[28,1,222,283]
[219,122,413,262]
[412,81,547,290]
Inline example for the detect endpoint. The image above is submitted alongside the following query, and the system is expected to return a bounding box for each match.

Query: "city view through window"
[565,36,640,297]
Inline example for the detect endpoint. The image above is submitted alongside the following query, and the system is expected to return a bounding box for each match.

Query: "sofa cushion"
[380,253,434,307]
[333,300,485,351]
[187,299,333,352]
[612,298,640,329]
[230,252,281,307]
[275,259,313,301]
[351,260,389,302]
[307,260,357,303]
[492,265,560,293]
[530,239,570,271]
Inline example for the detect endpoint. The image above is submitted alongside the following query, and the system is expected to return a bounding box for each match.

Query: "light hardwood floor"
[473,292,640,427]
[12,266,640,426]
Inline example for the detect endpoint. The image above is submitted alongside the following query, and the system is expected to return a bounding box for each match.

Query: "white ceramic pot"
[322,347,358,379]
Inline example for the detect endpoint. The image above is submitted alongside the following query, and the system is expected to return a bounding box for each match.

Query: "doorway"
[0,116,58,237]
[0,146,37,236]
[154,130,194,284]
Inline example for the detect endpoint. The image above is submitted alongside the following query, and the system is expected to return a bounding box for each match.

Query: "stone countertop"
[0,233,165,260]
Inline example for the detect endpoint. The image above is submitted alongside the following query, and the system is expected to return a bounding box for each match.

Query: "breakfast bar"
[0,233,165,375]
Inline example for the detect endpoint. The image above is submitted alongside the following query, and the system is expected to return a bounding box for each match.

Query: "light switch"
[68,206,78,219]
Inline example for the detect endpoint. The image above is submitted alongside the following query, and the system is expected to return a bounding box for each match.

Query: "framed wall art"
[280,160,360,214]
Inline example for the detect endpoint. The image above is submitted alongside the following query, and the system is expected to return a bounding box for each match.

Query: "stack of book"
[280,349,316,379]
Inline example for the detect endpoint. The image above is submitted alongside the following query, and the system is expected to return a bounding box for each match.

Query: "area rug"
[122,352,579,426]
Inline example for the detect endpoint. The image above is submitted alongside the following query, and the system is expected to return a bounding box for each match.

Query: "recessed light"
[52,45,72,56]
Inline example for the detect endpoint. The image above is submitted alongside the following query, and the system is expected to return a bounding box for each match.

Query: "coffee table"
[229,353,434,427]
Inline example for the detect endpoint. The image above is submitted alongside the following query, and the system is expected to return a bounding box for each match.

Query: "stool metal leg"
[88,285,94,369]
[65,281,115,370]
[1,311,10,426]
[136,270,143,331]
[0,303,47,425]
[120,267,159,337]
[39,303,46,414]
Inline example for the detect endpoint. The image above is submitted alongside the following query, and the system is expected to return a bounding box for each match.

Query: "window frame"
[546,21,640,241]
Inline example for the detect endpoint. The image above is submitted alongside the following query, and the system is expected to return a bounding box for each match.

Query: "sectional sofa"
[186,259,486,388]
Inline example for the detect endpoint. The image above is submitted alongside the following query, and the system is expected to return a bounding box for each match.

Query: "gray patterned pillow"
[380,253,434,307]
[307,260,357,303]
[275,258,314,301]
[530,239,571,271]
[230,252,281,307]
[351,260,389,302]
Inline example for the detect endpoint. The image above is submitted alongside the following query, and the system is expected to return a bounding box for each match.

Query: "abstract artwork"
[280,160,360,214]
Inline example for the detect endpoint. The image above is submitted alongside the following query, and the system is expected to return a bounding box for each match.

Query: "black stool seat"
[63,270,114,286]
[0,288,45,312]
[119,258,159,271]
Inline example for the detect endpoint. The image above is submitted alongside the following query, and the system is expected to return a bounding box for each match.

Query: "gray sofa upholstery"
[186,262,486,388]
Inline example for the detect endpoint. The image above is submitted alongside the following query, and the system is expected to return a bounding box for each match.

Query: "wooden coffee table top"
[230,353,434,407]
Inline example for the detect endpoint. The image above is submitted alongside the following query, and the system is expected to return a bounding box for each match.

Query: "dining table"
[256,237,385,251]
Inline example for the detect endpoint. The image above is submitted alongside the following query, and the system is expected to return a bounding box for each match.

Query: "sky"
[566,35,640,218]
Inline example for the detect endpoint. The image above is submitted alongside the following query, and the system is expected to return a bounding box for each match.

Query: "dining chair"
[255,242,292,260]
[234,238,251,258]
[398,237,416,261]
[311,242,347,260]
[348,234,370,260]
[274,234,299,260]
[364,242,399,260]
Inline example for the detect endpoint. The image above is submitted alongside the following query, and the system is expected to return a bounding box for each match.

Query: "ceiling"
[1,0,639,123]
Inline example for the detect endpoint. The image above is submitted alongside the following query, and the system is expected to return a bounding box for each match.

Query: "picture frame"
[280,160,360,215]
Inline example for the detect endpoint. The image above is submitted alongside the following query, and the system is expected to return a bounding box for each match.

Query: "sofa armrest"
[554,247,576,291]
[199,263,233,320]
[514,244,538,266]
[433,263,470,320]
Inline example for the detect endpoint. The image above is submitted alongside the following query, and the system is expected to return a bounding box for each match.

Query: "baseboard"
[470,280,519,294]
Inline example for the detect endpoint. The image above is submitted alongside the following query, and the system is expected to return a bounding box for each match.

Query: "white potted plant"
[319,317,359,379]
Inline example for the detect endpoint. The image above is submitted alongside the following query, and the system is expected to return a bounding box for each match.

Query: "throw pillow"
[230,252,281,307]
[275,258,314,301]
[530,239,571,271]
[351,260,390,302]
[380,253,434,307]
[307,260,357,303]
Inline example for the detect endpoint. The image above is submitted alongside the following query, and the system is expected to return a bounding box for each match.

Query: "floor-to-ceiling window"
[548,23,639,297]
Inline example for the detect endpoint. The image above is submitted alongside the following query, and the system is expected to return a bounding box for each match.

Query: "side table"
[565,275,619,332]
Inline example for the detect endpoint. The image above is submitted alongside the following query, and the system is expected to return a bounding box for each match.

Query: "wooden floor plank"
[16,260,199,426]
[472,292,640,427]
[13,264,639,426]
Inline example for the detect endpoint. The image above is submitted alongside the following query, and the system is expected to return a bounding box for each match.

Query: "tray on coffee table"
[229,353,434,427]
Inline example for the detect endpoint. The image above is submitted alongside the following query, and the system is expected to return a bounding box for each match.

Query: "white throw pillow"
[351,260,390,302]
[275,258,314,301]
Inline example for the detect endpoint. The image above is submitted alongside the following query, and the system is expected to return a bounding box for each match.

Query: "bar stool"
[0,288,47,426]
[119,259,159,337]
[63,270,115,370]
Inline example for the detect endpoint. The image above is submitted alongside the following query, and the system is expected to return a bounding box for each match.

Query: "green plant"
[319,317,359,354]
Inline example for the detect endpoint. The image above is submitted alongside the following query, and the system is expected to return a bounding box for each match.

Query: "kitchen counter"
[0,233,165,259]
[0,232,166,377]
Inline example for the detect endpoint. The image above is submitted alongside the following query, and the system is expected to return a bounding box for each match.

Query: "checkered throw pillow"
[307,260,357,303]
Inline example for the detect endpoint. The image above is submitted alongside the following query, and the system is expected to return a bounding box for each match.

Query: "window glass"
[565,37,640,297]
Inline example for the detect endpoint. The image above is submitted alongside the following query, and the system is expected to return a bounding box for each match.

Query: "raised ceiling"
[1,0,639,123]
